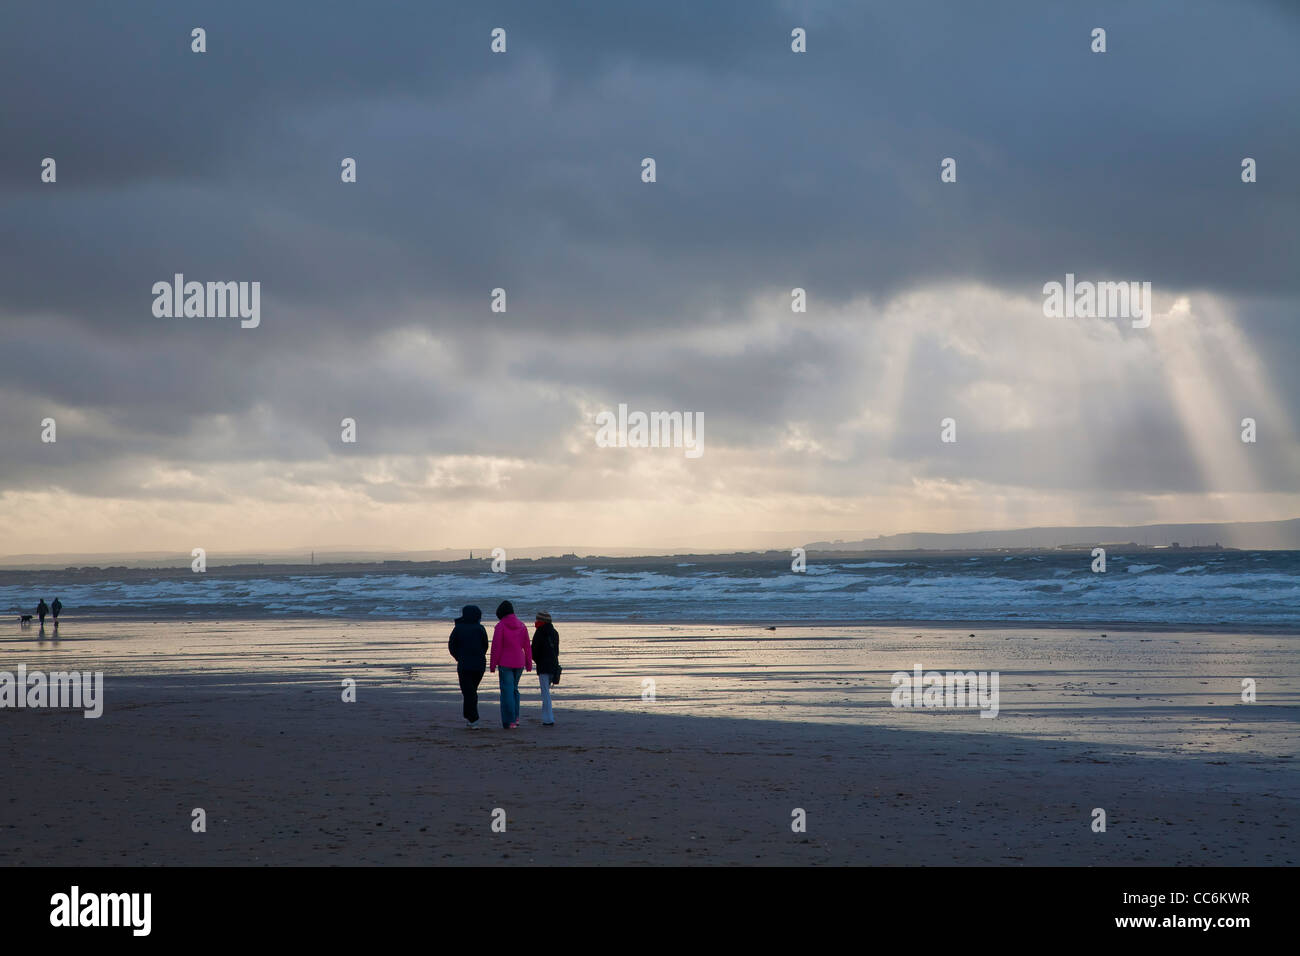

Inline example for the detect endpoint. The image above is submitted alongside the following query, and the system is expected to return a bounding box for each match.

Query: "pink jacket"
[490,614,533,671]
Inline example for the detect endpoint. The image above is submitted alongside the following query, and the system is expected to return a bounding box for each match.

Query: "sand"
[1,620,1296,865]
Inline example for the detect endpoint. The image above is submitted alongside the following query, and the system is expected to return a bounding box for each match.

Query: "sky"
[1,0,1297,556]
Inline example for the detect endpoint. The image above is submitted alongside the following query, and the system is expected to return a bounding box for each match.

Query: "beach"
[2,620,1296,865]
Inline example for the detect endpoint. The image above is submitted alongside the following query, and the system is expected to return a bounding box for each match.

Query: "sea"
[2,549,1298,631]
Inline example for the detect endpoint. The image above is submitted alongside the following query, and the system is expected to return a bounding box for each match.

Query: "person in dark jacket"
[448,605,489,727]
[51,598,63,625]
[531,611,560,726]
[36,599,49,628]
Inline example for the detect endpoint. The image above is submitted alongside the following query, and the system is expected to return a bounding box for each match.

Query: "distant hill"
[805,518,1300,551]
[3,518,1297,570]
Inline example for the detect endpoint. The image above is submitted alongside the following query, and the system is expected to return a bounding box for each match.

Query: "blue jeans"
[538,673,554,724]
[498,667,523,726]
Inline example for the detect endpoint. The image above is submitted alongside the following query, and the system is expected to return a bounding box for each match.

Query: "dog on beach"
[18,615,33,625]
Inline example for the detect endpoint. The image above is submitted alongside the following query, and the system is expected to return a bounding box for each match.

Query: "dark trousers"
[457,668,485,722]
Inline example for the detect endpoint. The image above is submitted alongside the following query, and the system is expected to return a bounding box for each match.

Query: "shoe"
[466,721,478,729]
[509,722,519,729]
[542,722,554,727]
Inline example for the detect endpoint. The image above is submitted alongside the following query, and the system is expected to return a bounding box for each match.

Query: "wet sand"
[2,620,1296,865]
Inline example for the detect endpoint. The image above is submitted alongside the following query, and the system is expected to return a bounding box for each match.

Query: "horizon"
[3,514,1298,569]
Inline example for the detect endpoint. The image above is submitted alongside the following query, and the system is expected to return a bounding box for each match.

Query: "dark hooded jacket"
[531,622,560,678]
[448,605,489,671]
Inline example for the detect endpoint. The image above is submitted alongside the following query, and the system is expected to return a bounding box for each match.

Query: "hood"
[458,604,482,624]
[499,613,528,634]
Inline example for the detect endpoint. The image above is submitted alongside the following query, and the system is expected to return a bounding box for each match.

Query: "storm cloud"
[1,1,1297,553]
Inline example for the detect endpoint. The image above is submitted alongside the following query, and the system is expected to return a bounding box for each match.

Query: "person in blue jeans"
[531,610,559,725]
[489,600,532,728]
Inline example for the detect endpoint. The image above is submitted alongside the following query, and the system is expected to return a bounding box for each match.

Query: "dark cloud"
[0,0,1296,538]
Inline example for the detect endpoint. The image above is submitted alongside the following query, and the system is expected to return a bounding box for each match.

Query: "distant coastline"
[0,542,1265,576]
[3,517,1297,572]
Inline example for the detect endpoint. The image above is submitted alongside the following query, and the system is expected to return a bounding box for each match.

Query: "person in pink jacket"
[490,600,532,728]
